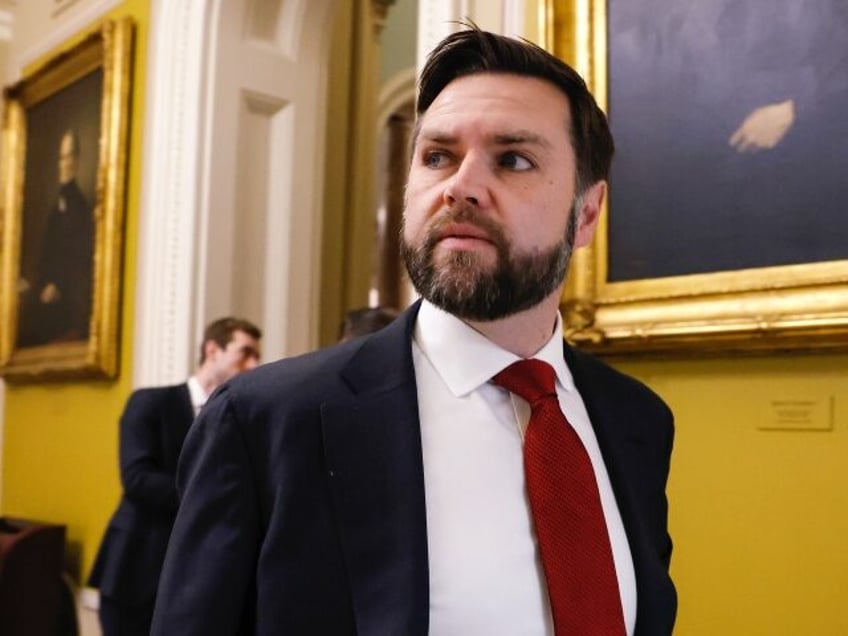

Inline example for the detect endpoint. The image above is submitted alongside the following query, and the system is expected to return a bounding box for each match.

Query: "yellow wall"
[1,0,148,583]
[617,353,848,635]
[2,4,846,634]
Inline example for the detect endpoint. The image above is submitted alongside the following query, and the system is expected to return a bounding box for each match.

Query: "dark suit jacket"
[152,304,676,635]
[89,383,194,608]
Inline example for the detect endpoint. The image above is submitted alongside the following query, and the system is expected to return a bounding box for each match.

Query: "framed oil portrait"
[0,18,133,381]
[543,0,848,355]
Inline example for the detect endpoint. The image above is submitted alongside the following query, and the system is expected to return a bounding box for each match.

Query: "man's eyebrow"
[416,128,552,149]
[492,131,552,148]
[417,129,458,144]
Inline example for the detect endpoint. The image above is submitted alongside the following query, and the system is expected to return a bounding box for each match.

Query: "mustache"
[424,204,506,247]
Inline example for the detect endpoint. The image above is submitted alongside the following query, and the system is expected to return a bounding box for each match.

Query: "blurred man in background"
[89,317,261,636]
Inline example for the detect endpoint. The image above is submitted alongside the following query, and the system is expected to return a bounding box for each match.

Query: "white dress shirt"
[413,300,636,635]
[186,375,208,417]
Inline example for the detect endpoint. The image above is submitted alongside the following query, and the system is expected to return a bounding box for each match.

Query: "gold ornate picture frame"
[0,18,133,381]
[545,0,848,356]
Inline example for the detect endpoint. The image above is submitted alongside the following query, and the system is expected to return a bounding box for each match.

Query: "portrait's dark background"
[17,68,102,345]
[607,0,848,281]
[20,68,101,284]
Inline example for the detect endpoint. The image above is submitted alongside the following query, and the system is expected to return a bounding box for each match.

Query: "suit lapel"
[175,383,195,426]
[321,304,429,635]
[564,344,664,633]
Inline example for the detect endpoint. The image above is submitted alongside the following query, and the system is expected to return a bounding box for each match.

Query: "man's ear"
[573,180,606,249]
[203,339,219,362]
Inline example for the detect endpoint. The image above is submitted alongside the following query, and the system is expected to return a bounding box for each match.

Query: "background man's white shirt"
[186,376,208,417]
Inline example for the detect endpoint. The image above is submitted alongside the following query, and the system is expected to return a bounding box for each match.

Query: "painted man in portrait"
[17,129,94,347]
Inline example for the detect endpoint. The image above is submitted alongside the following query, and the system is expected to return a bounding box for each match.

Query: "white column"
[417,0,525,68]
[133,0,213,385]
[134,0,337,386]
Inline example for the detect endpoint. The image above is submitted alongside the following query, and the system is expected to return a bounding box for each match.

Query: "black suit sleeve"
[120,390,181,511]
[151,386,260,635]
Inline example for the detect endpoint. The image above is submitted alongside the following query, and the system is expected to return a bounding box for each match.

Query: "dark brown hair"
[416,26,614,192]
[199,317,262,363]
[339,306,400,342]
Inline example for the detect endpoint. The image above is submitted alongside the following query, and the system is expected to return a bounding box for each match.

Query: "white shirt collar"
[186,375,209,414]
[414,299,576,398]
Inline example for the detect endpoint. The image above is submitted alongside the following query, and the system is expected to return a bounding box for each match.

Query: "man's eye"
[240,347,259,360]
[424,151,450,168]
[500,152,534,171]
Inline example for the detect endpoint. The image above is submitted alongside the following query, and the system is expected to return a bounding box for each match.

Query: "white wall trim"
[15,0,121,74]
[417,0,518,71]
[502,0,526,38]
[0,8,13,41]
[133,0,215,386]
[134,0,337,386]
[417,0,461,72]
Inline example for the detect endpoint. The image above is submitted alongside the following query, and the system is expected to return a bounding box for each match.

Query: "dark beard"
[401,204,578,321]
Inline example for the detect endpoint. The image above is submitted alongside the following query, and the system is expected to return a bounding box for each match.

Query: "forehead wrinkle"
[416,126,554,150]
[492,131,553,149]
[418,128,458,145]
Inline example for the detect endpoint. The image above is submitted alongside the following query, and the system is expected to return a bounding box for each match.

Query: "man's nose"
[443,153,491,208]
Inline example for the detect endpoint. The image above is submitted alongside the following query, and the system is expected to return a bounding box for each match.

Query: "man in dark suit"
[89,317,261,636]
[153,27,676,635]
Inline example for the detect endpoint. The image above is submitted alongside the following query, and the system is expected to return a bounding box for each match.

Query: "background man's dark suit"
[89,384,194,632]
[152,302,676,635]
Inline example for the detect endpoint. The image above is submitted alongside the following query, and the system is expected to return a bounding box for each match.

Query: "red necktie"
[493,359,626,635]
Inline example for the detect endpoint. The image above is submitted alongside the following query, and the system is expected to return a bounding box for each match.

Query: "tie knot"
[492,359,557,404]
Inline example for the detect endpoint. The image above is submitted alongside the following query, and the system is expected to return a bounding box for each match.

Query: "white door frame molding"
[133,0,215,386]
[134,0,335,386]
